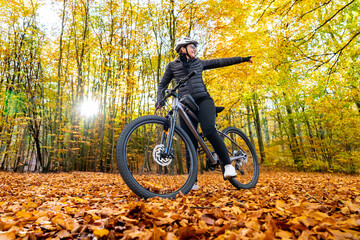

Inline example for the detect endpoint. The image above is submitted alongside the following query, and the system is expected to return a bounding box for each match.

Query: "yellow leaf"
[15,210,32,219]
[93,229,109,237]
[275,230,293,239]
[23,200,38,209]
[72,197,87,203]
[245,219,260,231]
[179,219,188,227]
[91,215,101,221]
[311,211,329,221]
[338,218,358,228]
[52,217,65,228]
[232,206,243,215]
[65,207,77,214]
[275,200,287,211]
[198,220,209,229]
[152,225,167,239]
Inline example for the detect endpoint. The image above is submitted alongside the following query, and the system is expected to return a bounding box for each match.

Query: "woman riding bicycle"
[156,37,253,187]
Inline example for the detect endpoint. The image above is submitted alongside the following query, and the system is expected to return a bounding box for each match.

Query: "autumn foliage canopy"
[0,0,359,172]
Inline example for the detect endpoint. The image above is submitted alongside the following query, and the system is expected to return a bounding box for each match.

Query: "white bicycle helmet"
[175,37,198,53]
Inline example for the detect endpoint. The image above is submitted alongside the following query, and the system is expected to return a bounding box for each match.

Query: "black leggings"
[180,96,231,166]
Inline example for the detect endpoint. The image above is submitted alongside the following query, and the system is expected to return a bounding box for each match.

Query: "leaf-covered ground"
[0,170,359,240]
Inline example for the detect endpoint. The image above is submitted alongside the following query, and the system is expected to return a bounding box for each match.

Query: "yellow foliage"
[93,228,109,237]
[0,0,359,173]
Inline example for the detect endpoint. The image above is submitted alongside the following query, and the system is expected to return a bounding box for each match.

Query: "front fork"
[160,101,179,157]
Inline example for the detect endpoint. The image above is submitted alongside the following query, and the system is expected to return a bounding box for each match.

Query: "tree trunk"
[283,93,302,169]
[252,98,265,164]
[262,110,270,147]
[246,104,255,147]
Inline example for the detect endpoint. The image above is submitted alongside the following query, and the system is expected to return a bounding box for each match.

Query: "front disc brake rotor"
[152,144,172,166]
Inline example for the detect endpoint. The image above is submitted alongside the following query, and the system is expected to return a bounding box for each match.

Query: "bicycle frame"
[161,94,244,166]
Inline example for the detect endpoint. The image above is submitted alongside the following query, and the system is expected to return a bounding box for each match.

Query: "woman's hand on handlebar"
[155,101,165,110]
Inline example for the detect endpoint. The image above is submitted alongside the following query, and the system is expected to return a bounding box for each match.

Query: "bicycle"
[116,71,259,199]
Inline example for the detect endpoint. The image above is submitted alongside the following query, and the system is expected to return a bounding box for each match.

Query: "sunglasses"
[188,44,197,50]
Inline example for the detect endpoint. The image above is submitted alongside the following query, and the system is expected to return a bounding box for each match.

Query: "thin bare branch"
[297,0,332,22]
[294,0,355,44]
[255,0,276,25]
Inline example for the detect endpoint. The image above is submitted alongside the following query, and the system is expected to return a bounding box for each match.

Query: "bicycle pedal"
[206,159,219,171]
[209,165,216,171]
[235,165,245,175]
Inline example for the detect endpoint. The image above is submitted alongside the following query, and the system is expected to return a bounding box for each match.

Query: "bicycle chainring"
[152,144,173,166]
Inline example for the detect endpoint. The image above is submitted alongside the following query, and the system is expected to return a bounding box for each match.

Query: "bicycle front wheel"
[116,115,198,199]
[221,127,259,189]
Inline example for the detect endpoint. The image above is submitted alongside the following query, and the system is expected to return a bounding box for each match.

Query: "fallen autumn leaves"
[0,171,359,239]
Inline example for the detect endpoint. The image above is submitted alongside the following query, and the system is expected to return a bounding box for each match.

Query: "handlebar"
[158,70,197,107]
[170,70,197,93]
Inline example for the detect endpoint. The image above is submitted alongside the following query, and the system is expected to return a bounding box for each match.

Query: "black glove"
[155,101,165,109]
[243,56,252,62]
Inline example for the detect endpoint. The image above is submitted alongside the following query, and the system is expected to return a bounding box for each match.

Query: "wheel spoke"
[117,116,197,198]
[221,127,259,189]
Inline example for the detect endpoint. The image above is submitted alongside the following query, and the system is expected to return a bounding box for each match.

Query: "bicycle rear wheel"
[116,115,198,199]
[221,127,259,189]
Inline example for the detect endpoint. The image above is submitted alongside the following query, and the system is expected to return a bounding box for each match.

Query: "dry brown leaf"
[152,225,167,239]
[0,230,16,240]
[346,201,360,213]
[0,171,359,239]
[64,218,80,231]
[56,230,71,238]
[165,232,178,240]
[177,226,197,240]
[201,214,215,225]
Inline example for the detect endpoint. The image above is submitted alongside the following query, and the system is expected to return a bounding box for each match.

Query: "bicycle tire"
[220,127,259,189]
[116,115,198,199]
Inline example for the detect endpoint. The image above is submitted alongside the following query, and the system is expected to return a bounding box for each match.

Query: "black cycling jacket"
[156,56,251,103]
